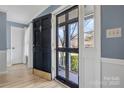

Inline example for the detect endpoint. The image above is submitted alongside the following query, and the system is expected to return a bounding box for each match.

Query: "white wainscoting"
[102,58,124,65]
[102,57,124,88]
[0,50,7,73]
[7,49,11,67]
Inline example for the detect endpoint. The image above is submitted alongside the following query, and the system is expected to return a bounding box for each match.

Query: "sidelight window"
[84,5,95,48]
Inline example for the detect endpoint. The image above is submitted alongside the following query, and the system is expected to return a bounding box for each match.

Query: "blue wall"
[101,5,124,59]
[0,12,7,50]
[7,21,27,49]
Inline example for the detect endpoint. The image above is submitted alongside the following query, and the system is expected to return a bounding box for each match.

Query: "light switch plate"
[106,27,122,38]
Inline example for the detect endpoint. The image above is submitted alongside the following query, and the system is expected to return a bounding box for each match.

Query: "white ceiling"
[0,5,49,24]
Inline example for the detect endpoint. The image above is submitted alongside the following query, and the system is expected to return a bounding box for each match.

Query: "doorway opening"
[56,6,79,88]
[9,24,33,69]
[11,26,25,65]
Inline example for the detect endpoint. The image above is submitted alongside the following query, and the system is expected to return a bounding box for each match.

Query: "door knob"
[12,47,15,49]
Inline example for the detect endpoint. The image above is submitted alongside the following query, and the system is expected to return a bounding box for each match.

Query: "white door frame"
[51,5,101,88]
[51,5,73,80]
[26,23,33,68]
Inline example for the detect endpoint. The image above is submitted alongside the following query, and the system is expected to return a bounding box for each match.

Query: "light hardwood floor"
[0,64,66,88]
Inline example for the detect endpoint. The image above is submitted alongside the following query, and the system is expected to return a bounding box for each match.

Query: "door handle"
[12,47,15,49]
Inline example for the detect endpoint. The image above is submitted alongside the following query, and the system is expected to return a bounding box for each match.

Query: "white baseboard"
[101,58,124,65]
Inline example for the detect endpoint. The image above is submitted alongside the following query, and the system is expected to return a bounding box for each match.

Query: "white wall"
[102,58,124,88]
[7,49,11,66]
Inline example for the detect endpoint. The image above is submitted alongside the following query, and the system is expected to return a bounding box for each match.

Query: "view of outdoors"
[84,16,94,48]
[84,6,94,48]
[69,53,78,84]
[58,22,78,72]
[58,52,66,78]
[58,26,65,48]
[69,22,78,48]
[58,22,78,84]
[57,6,94,85]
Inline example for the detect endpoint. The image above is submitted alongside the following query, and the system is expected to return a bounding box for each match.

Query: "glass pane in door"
[68,8,78,20]
[58,26,66,48]
[68,53,78,84]
[58,52,66,78]
[58,14,65,24]
[68,22,78,48]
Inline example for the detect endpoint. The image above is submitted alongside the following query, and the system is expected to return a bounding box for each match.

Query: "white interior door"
[11,26,25,65]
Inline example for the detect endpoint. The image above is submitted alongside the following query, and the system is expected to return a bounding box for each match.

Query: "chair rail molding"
[101,57,124,65]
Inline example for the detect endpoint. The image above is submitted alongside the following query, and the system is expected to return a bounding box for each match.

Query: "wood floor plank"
[0,64,66,88]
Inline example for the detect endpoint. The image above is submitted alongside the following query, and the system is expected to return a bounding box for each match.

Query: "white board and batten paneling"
[78,5,101,88]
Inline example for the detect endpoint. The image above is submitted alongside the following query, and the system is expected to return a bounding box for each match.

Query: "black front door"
[56,6,79,88]
[33,14,51,73]
[33,19,43,70]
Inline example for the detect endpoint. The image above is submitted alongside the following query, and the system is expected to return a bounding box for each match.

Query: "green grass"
[71,55,78,72]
